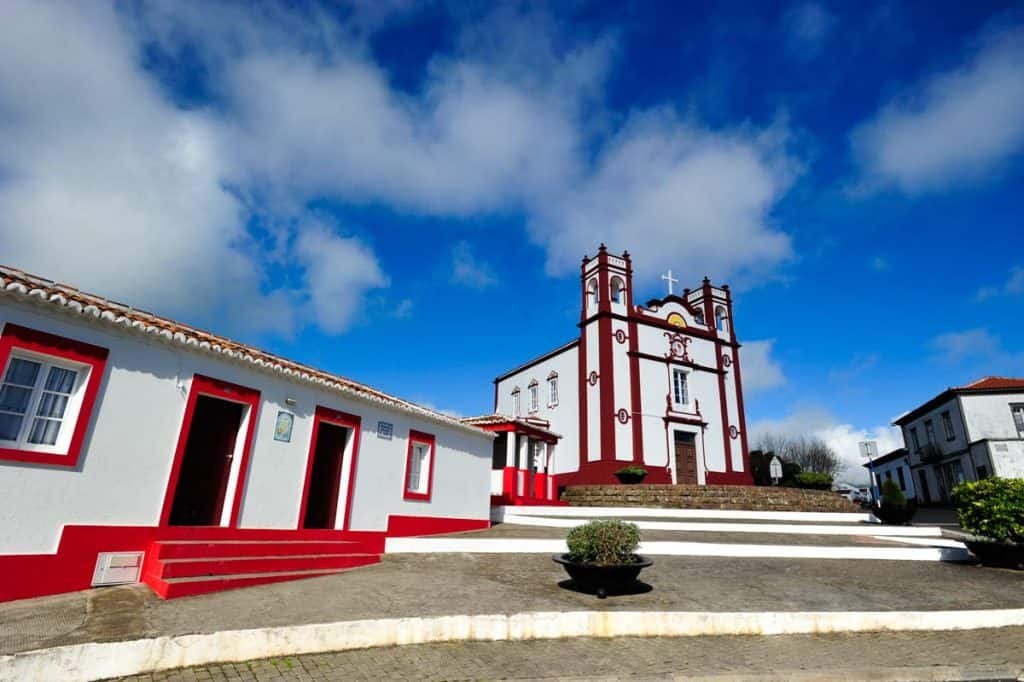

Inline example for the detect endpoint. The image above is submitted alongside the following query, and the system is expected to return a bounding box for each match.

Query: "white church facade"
[491,245,753,495]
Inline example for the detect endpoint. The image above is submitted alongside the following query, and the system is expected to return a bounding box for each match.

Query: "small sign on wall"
[274,411,295,442]
[377,421,394,440]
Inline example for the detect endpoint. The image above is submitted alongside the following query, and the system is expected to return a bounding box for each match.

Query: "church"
[487,245,753,500]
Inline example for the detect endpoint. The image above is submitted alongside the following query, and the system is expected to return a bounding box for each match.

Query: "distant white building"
[864,448,915,500]
[892,377,1024,503]
[491,245,753,492]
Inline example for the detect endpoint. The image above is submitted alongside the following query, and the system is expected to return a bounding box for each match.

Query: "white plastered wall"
[0,301,492,554]
[493,343,579,476]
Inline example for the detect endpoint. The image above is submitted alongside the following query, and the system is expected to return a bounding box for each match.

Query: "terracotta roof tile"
[0,265,490,438]
[958,376,1024,390]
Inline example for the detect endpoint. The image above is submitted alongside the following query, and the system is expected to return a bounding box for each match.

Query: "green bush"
[793,471,833,490]
[952,477,1024,543]
[880,479,907,507]
[566,520,640,566]
[616,465,648,476]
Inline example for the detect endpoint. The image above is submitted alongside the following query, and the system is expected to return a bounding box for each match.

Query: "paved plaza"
[3,549,1023,657]
[111,630,1024,681]
[3,511,1021,681]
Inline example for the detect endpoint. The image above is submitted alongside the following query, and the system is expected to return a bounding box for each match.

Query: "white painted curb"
[493,506,873,523]
[5,608,1024,682]
[501,514,942,537]
[384,537,970,562]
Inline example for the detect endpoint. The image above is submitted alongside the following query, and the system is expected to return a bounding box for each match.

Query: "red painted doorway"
[298,406,363,531]
[301,422,350,529]
[168,395,244,526]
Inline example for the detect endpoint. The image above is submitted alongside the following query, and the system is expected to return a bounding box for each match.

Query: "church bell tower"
[577,244,641,480]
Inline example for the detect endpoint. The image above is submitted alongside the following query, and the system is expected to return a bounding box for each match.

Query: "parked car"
[847,488,871,505]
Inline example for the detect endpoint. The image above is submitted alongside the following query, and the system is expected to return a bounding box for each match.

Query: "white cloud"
[0,1,802,340]
[782,3,836,57]
[292,221,387,334]
[929,328,1024,371]
[750,408,903,484]
[851,24,1024,193]
[0,1,394,337]
[976,265,1024,301]
[740,339,786,393]
[450,241,498,289]
[530,111,797,284]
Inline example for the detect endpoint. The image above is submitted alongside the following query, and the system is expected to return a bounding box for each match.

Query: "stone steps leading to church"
[561,484,859,513]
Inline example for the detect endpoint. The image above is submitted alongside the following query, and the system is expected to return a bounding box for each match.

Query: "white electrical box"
[91,552,144,587]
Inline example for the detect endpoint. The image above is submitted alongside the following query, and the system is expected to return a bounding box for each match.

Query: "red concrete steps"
[141,530,385,599]
[152,552,380,579]
[147,567,369,599]
[153,539,361,560]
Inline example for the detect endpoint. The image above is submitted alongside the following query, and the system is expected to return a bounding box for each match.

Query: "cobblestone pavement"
[112,629,1024,681]
[5,553,1024,656]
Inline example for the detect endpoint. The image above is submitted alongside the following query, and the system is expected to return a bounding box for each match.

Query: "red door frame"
[159,374,261,528]
[297,406,362,531]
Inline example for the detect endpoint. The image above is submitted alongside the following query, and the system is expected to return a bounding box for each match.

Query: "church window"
[610,277,624,304]
[512,388,520,417]
[0,323,109,467]
[403,430,435,501]
[588,279,599,306]
[528,381,539,413]
[548,374,559,407]
[715,306,727,332]
[672,368,689,407]
[694,310,705,325]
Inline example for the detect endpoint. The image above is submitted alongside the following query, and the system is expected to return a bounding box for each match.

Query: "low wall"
[562,485,860,513]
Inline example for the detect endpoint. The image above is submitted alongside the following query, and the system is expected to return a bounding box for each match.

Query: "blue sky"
[1,1,1022,478]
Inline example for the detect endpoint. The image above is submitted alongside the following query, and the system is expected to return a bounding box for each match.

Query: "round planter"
[964,538,1024,570]
[553,553,653,598]
[615,472,647,485]
[872,503,916,525]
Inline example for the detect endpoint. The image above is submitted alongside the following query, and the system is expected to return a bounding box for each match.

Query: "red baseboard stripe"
[385,514,490,537]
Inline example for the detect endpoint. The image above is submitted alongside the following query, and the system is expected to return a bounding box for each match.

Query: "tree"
[753,432,841,477]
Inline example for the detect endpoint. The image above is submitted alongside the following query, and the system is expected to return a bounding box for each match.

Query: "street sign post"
[769,455,783,486]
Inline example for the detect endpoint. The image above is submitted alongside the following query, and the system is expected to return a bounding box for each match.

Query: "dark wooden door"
[674,435,698,485]
[169,395,244,526]
[303,423,349,529]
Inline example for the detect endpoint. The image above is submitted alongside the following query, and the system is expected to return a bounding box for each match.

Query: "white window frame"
[406,441,431,495]
[671,368,689,408]
[548,376,559,407]
[0,349,90,456]
[528,383,539,413]
[512,389,521,417]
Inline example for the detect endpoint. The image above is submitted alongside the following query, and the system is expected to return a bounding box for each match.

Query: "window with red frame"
[0,324,109,466]
[403,430,435,500]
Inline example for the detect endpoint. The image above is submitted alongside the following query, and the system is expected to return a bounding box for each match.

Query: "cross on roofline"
[661,270,679,295]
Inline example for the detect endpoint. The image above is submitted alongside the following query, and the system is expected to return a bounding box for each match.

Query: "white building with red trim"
[491,245,753,494]
[0,265,493,602]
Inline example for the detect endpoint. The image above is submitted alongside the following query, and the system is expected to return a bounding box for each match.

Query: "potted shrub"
[553,519,653,598]
[872,479,916,525]
[615,465,648,485]
[952,477,1024,569]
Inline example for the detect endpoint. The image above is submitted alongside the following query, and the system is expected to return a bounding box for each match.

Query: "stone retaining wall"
[562,485,860,513]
